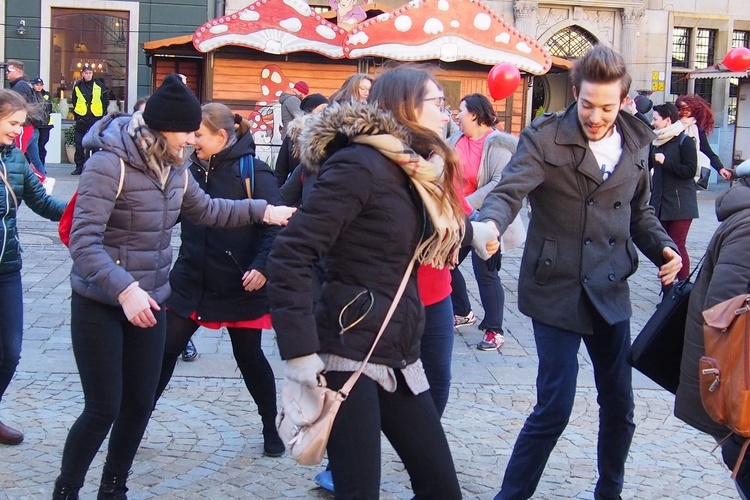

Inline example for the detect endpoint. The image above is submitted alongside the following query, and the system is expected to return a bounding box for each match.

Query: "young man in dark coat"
[478,45,682,500]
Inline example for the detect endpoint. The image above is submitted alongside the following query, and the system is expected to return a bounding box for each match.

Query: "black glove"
[486,252,502,272]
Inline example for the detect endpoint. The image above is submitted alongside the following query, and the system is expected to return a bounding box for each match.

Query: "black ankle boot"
[237,354,285,457]
[261,414,285,457]
[97,469,130,499]
[52,479,80,500]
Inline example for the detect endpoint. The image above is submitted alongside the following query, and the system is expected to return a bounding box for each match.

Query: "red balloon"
[487,63,521,101]
[723,47,750,72]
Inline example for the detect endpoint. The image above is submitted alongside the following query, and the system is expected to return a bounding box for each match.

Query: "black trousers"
[57,292,166,488]
[325,370,461,499]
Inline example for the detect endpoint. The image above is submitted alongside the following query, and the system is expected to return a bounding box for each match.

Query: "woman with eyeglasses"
[267,65,468,499]
[0,89,65,447]
[449,93,523,352]
[329,73,374,104]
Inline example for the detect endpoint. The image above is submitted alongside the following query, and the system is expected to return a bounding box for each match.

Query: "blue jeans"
[58,292,166,488]
[0,271,23,405]
[25,128,45,175]
[421,296,454,417]
[450,246,505,331]
[496,315,635,500]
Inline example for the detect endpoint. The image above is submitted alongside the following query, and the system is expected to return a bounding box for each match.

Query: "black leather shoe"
[181,339,197,361]
[70,168,82,176]
[0,421,23,445]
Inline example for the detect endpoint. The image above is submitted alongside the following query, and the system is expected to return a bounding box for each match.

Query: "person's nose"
[185,132,196,146]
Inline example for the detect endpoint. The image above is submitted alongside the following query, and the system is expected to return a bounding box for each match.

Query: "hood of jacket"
[296,101,409,174]
[279,93,295,105]
[716,183,750,222]
[82,112,154,173]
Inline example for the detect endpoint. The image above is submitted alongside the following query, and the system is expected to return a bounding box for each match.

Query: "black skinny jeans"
[154,310,270,407]
[325,370,462,499]
[58,292,166,488]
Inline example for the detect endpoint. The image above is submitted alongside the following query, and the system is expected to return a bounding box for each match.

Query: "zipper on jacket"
[0,158,10,265]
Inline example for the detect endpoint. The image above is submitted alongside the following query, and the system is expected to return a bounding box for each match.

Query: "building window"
[728,31,750,125]
[50,8,129,111]
[694,79,713,104]
[544,26,598,59]
[672,27,690,69]
[694,29,717,69]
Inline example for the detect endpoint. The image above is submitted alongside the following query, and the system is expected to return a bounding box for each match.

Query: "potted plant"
[63,126,76,164]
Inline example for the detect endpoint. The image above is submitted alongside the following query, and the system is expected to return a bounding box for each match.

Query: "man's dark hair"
[570,45,631,100]
[461,93,499,128]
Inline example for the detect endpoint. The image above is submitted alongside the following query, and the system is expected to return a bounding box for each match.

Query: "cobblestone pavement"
[0,164,740,499]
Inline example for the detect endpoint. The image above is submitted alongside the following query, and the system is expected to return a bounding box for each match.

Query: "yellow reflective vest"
[74,82,104,118]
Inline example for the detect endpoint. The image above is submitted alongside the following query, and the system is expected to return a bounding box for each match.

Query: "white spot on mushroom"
[496,32,510,44]
[394,16,412,32]
[265,40,282,54]
[450,20,459,28]
[283,0,312,17]
[516,41,532,54]
[271,72,282,84]
[376,13,391,22]
[261,68,270,78]
[239,9,260,21]
[279,17,302,32]
[423,18,444,35]
[209,25,228,34]
[317,24,337,40]
[440,43,458,62]
[261,85,270,96]
[348,31,370,45]
[438,0,450,11]
[474,13,491,31]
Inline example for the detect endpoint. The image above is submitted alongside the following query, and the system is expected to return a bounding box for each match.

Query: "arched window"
[544,26,598,59]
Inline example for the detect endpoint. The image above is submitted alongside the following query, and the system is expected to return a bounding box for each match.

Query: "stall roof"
[143,35,194,51]
[192,0,551,75]
[688,65,749,79]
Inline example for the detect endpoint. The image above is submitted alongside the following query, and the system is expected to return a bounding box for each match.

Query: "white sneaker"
[454,311,477,328]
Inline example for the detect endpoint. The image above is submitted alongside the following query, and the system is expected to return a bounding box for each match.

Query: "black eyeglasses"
[423,96,446,113]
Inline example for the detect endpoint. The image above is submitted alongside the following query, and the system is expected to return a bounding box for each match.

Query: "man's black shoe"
[71,168,82,176]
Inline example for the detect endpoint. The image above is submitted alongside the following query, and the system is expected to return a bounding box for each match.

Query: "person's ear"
[572,86,578,100]
[619,96,628,110]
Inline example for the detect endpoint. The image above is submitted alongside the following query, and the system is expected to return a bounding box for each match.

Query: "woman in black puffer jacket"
[153,103,285,457]
[649,102,698,279]
[0,89,65,447]
[267,66,467,499]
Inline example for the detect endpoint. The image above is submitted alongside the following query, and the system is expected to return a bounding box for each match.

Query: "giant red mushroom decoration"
[193,0,348,58]
[342,0,551,74]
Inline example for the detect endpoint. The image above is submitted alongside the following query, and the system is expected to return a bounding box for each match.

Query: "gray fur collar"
[296,101,409,173]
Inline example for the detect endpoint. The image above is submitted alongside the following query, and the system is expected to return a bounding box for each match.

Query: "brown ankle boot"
[0,421,23,445]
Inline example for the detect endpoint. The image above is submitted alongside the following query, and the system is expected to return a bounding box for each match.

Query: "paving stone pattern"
[0,165,739,498]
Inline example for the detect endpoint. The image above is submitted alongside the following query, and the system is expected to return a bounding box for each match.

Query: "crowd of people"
[0,42,748,499]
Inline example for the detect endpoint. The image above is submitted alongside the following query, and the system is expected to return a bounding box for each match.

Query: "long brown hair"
[0,89,27,121]
[675,94,715,135]
[201,102,253,143]
[330,73,374,103]
[368,64,464,220]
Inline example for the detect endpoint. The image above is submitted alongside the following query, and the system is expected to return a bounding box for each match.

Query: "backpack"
[240,154,255,199]
[700,293,750,477]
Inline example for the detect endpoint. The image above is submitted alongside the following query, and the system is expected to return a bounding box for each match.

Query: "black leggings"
[57,292,166,488]
[325,370,461,499]
[154,310,277,419]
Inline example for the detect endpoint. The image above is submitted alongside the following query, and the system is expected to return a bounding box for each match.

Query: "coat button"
[544,258,552,266]
[614,201,622,209]
[116,260,121,265]
[401,360,407,367]
[608,274,616,281]
[584,237,591,245]
[609,238,616,246]
[587,198,594,206]
[582,275,589,283]
[197,316,202,320]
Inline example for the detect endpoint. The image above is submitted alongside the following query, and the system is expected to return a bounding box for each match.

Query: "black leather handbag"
[627,256,704,394]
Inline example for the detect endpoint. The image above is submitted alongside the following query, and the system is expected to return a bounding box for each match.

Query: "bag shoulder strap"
[116,158,126,199]
[240,154,255,199]
[337,252,419,398]
[0,167,18,209]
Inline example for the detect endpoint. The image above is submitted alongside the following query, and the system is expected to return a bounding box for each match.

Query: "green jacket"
[0,145,65,273]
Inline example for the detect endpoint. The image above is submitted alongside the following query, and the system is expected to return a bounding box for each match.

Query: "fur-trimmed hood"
[295,101,410,173]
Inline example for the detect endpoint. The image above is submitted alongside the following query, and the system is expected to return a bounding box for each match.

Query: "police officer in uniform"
[71,63,109,175]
